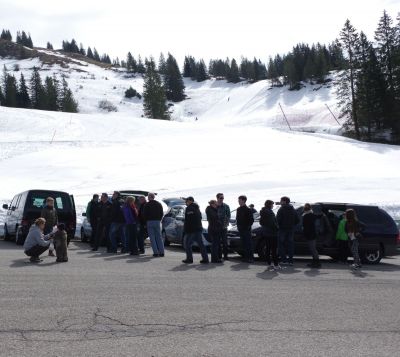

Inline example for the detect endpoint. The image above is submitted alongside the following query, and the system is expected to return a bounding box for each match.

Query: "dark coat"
[111,198,125,223]
[206,205,223,233]
[138,203,146,225]
[143,200,164,221]
[259,207,278,236]
[277,204,299,230]
[184,203,203,233]
[41,206,58,230]
[95,200,112,225]
[87,200,99,225]
[302,211,317,240]
[236,205,254,230]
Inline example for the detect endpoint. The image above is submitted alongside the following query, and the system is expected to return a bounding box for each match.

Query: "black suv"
[228,202,400,264]
[2,189,76,245]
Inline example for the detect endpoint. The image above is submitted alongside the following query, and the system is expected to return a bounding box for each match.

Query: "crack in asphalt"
[1,308,399,342]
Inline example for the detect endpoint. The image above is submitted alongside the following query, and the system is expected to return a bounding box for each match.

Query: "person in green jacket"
[335,215,348,263]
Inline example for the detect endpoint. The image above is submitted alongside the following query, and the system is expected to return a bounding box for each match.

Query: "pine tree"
[143,59,169,120]
[158,53,167,75]
[227,58,240,83]
[4,74,17,107]
[0,86,4,106]
[46,42,53,50]
[137,55,146,74]
[196,59,208,82]
[283,56,300,90]
[60,75,78,112]
[266,57,281,86]
[314,47,328,83]
[164,53,185,102]
[16,73,31,108]
[87,47,94,59]
[336,19,361,139]
[30,67,46,109]
[44,76,59,111]
[79,43,86,56]
[183,56,193,77]
[1,29,12,41]
[93,48,100,62]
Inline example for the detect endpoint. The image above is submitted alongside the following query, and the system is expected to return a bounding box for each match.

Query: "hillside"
[0,49,341,133]
[1,51,399,227]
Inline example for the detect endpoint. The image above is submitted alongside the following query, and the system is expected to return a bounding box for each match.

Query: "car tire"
[3,224,11,241]
[361,246,383,264]
[256,238,267,261]
[162,230,170,246]
[15,226,24,245]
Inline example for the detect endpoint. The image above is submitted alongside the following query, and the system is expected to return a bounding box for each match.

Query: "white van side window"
[56,197,64,210]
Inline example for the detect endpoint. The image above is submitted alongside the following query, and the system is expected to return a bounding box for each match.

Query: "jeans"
[125,223,138,253]
[278,228,295,263]
[25,244,49,258]
[350,238,361,265]
[138,224,146,252]
[109,222,125,252]
[219,228,229,259]
[209,230,221,262]
[307,239,319,261]
[238,226,253,262]
[185,232,209,262]
[147,220,164,255]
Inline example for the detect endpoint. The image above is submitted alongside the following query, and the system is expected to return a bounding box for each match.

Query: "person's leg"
[351,239,361,266]
[211,232,220,262]
[221,228,228,259]
[90,221,97,247]
[153,221,164,255]
[278,230,287,263]
[184,233,194,262]
[245,228,254,262]
[271,235,279,266]
[108,223,118,253]
[137,224,145,253]
[287,229,295,264]
[147,221,159,255]
[338,240,348,263]
[265,235,272,265]
[194,232,209,262]
[307,240,320,267]
[25,244,49,259]
[130,224,138,254]
[93,222,102,250]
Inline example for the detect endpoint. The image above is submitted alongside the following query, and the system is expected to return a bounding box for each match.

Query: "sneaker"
[48,251,55,257]
[281,261,289,265]
[130,251,139,256]
[159,253,165,257]
[139,250,145,254]
[267,264,274,269]
[200,259,209,264]
[273,264,282,271]
[29,256,41,262]
[153,254,160,257]
[350,264,360,270]
[182,259,193,264]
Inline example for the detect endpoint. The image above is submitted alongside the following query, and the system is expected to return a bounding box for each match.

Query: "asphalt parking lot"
[0,239,399,357]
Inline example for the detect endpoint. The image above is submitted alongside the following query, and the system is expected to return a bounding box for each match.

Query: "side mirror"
[2,204,8,210]
[82,212,87,217]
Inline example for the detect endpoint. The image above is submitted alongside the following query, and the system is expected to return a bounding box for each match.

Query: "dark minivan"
[2,189,76,245]
[228,202,400,264]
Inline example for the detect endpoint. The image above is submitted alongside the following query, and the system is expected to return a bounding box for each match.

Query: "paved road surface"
[0,240,399,356]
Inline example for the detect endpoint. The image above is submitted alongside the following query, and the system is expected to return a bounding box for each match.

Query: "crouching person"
[23,218,52,262]
[54,223,68,262]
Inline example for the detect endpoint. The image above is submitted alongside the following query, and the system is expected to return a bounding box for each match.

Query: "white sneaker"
[273,264,282,271]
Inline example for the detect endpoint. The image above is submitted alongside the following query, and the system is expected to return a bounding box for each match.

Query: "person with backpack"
[344,209,364,270]
[276,196,299,266]
[302,203,321,268]
[259,200,280,270]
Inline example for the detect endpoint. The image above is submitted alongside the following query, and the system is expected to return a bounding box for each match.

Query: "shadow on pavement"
[9,258,58,268]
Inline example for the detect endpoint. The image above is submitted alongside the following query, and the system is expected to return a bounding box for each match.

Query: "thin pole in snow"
[278,103,292,131]
[50,130,56,144]
[325,104,341,126]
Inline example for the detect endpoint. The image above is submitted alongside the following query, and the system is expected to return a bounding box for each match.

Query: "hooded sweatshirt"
[23,225,51,251]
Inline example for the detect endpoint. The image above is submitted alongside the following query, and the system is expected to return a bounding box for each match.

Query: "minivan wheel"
[15,227,24,245]
[162,230,170,246]
[361,247,383,264]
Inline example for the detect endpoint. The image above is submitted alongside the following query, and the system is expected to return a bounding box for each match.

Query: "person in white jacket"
[23,218,53,262]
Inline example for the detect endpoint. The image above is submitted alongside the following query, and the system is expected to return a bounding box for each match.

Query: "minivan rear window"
[27,191,71,211]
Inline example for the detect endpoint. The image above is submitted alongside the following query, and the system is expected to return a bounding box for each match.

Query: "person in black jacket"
[86,194,99,247]
[206,200,223,263]
[92,193,112,251]
[137,195,147,254]
[109,191,127,253]
[182,196,209,264]
[143,193,165,257]
[236,195,254,263]
[302,203,321,268]
[276,196,299,265]
[259,200,280,269]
